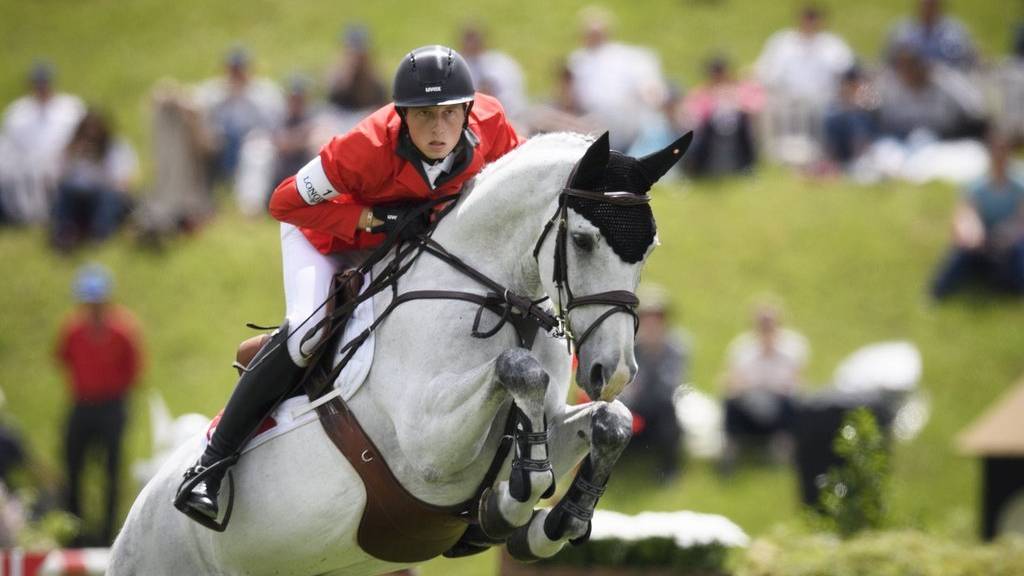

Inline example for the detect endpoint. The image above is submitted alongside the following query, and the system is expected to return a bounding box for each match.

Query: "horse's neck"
[423,145,579,296]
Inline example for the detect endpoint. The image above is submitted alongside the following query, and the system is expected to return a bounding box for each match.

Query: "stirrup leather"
[173,455,239,532]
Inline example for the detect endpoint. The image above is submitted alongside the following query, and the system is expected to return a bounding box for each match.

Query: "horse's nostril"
[590,363,604,387]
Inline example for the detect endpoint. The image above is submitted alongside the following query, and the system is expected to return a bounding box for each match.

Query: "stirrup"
[173,455,239,532]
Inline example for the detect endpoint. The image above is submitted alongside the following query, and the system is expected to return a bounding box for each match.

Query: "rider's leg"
[177,224,343,521]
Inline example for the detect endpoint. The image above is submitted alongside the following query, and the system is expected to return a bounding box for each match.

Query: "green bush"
[816,408,889,538]
[735,529,1024,576]
[536,537,731,573]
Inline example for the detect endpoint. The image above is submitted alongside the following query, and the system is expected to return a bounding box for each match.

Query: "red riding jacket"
[268,93,523,254]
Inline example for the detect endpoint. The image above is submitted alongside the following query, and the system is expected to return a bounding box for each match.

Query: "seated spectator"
[682,55,763,178]
[720,301,809,471]
[50,109,138,252]
[930,132,1024,300]
[823,65,880,168]
[626,84,688,179]
[619,284,690,482]
[885,0,976,71]
[193,46,285,184]
[460,23,528,123]
[755,4,854,107]
[326,25,388,115]
[0,61,84,224]
[522,60,601,136]
[877,42,986,141]
[568,6,668,151]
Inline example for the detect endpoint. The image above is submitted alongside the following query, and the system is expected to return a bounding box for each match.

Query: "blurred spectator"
[755,4,854,107]
[620,284,690,482]
[885,0,976,70]
[930,132,1024,300]
[50,109,138,252]
[991,24,1024,146]
[460,23,528,122]
[0,61,85,224]
[720,301,808,471]
[193,46,285,183]
[137,80,217,244]
[877,42,986,141]
[55,265,142,545]
[271,75,318,202]
[823,65,880,168]
[523,60,601,136]
[627,84,687,171]
[567,6,668,150]
[682,55,763,178]
[326,25,388,114]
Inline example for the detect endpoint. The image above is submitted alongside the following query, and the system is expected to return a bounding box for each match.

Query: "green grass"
[2,1,1024,574]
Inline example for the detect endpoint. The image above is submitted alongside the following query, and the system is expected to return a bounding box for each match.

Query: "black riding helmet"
[393,45,475,108]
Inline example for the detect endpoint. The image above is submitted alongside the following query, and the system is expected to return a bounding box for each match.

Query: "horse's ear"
[638,131,693,187]
[571,131,611,189]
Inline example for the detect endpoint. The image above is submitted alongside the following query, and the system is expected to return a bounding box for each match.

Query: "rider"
[177,45,524,524]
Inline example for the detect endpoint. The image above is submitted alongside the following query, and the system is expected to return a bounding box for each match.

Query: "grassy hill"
[2,0,1023,574]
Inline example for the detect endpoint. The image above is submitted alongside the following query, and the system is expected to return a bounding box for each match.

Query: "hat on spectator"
[74,264,112,304]
[225,45,250,69]
[341,24,370,52]
[29,60,54,86]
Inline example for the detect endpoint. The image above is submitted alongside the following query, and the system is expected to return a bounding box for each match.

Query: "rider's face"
[404,104,466,160]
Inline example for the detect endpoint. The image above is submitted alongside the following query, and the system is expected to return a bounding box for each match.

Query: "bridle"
[531,165,649,354]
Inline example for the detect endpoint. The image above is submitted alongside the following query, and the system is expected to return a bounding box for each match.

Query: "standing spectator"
[460,24,528,122]
[877,42,986,141]
[885,0,977,70]
[194,46,285,184]
[522,60,601,136]
[137,80,217,244]
[326,25,388,115]
[50,109,138,252]
[930,132,1024,299]
[55,265,142,545]
[755,4,855,107]
[823,65,880,168]
[720,301,808,471]
[682,55,763,178]
[0,61,84,224]
[567,6,668,151]
[620,284,690,482]
[271,75,318,203]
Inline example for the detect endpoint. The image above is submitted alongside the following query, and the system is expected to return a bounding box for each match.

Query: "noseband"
[531,167,649,354]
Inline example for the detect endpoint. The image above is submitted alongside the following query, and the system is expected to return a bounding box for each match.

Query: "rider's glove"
[370,202,431,240]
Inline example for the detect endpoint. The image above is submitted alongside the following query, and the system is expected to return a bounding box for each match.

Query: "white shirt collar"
[422,153,456,189]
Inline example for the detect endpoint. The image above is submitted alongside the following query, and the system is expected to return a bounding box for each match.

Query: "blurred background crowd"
[1,0,1023,571]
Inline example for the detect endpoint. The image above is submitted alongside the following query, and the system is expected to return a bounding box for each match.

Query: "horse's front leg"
[507,399,633,561]
[476,348,556,540]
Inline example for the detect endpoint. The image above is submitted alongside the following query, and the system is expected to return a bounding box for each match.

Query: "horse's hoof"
[478,488,517,540]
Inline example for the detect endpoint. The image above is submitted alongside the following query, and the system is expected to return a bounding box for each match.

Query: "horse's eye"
[571,233,595,252]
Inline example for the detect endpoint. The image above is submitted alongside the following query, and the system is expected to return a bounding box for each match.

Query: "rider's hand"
[370,202,430,240]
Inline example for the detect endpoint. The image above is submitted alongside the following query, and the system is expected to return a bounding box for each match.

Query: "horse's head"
[538,131,691,402]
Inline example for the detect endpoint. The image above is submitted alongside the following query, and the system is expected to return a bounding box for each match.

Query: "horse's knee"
[496,349,549,397]
[591,401,632,462]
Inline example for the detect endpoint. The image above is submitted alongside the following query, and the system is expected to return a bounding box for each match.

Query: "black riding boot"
[175,322,305,525]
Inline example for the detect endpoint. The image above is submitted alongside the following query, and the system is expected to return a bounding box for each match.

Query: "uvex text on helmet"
[393,45,475,108]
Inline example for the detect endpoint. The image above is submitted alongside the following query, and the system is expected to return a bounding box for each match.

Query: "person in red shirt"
[177,45,524,525]
[55,264,142,544]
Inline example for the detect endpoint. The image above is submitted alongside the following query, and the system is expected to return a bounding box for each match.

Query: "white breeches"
[280,223,367,366]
